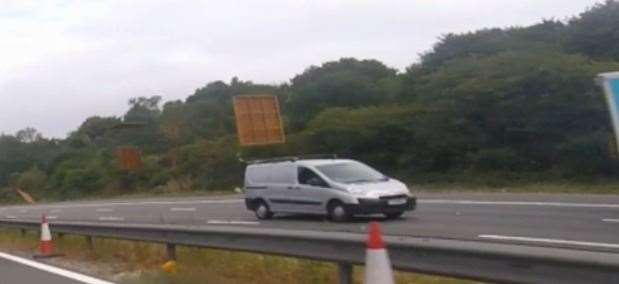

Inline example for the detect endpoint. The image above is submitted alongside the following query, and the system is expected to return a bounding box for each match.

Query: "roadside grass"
[0,229,479,284]
[405,172,619,194]
[0,188,239,206]
[414,181,619,194]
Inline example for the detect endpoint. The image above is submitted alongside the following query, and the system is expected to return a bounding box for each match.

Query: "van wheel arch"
[253,199,273,220]
[326,199,350,222]
[326,199,341,211]
[251,198,267,209]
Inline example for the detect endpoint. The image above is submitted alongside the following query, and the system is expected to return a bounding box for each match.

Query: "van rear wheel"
[328,201,350,222]
[254,200,273,220]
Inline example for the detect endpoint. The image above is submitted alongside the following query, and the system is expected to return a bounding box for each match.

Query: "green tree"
[566,0,619,60]
[420,21,566,68]
[405,50,619,174]
[286,58,398,130]
[69,116,122,148]
[301,105,475,174]
[119,96,167,153]
[15,166,48,195]
[16,127,43,143]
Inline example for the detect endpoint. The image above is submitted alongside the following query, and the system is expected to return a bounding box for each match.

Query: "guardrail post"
[85,236,94,250]
[337,262,353,284]
[166,243,176,261]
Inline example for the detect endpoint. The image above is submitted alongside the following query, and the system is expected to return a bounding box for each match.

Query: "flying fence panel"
[233,95,285,146]
[116,147,143,171]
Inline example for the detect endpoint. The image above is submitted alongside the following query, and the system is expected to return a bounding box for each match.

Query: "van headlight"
[355,191,381,199]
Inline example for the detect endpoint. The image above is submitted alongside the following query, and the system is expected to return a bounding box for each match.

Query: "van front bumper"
[345,196,416,215]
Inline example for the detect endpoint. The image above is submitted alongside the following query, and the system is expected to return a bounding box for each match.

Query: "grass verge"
[414,181,619,194]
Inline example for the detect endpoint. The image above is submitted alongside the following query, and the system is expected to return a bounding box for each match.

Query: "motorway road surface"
[1,192,619,253]
[0,251,112,284]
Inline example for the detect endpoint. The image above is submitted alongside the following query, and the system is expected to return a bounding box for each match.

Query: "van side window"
[298,167,328,187]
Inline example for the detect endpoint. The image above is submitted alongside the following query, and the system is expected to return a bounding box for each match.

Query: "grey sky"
[0,0,603,138]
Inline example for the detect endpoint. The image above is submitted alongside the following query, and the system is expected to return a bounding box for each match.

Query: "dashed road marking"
[98,216,125,222]
[207,220,260,225]
[602,218,619,223]
[478,234,619,249]
[4,215,17,219]
[95,208,114,212]
[170,207,197,212]
[46,216,58,220]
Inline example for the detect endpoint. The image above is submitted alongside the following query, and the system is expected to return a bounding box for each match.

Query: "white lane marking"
[46,216,58,220]
[0,251,114,284]
[207,220,260,225]
[98,216,125,222]
[421,199,619,208]
[3,199,243,211]
[4,215,17,219]
[602,218,619,223]
[170,207,196,212]
[95,208,114,212]
[478,234,619,249]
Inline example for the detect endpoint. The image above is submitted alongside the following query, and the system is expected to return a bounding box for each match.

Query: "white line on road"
[478,234,619,249]
[97,216,125,222]
[95,208,114,212]
[170,207,197,212]
[4,215,16,219]
[46,216,58,220]
[422,199,619,208]
[602,218,619,223]
[0,251,114,284]
[207,220,260,225]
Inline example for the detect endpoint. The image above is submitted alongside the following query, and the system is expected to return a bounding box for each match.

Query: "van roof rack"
[246,154,338,164]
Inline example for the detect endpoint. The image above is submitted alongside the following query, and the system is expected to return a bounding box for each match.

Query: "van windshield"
[315,162,386,184]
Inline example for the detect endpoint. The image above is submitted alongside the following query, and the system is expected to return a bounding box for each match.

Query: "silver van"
[243,157,416,221]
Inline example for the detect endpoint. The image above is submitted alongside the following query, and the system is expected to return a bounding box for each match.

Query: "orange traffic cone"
[364,222,395,284]
[34,214,63,258]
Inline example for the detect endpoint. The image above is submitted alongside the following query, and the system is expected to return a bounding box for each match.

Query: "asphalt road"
[2,192,619,253]
[0,251,112,284]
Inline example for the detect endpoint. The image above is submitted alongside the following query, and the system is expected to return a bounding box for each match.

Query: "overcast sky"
[0,0,604,138]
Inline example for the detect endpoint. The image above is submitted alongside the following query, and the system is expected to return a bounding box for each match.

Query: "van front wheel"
[254,200,273,220]
[328,201,350,222]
